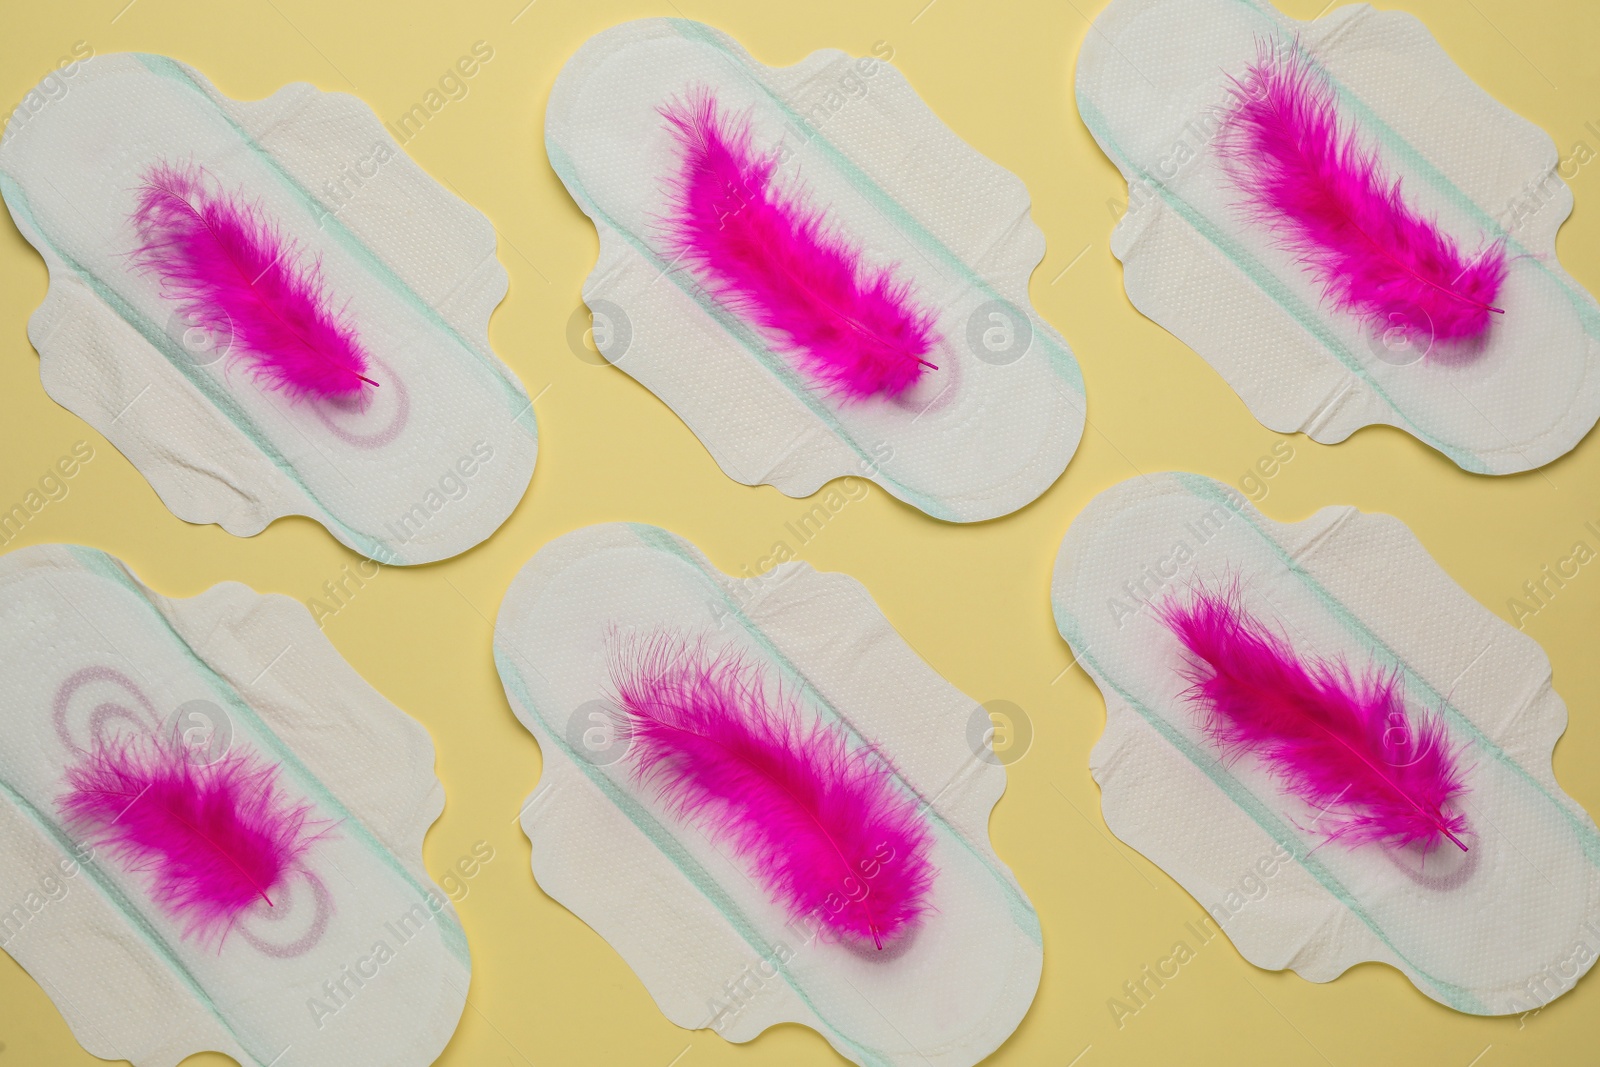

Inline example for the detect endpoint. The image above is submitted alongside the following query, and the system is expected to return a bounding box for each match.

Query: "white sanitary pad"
[0,54,537,562]
[495,523,1042,1065]
[1051,472,1600,1013]
[1076,0,1600,474]
[546,19,1084,521]
[0,545,469,1065]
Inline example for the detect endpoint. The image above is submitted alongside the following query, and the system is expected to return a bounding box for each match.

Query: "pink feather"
[59,736,325,943]
[609,632,935,949]
[1159,584,1470,853]
[658,89,941,400]
[1216,42,1507,345]
[130,160,378,401]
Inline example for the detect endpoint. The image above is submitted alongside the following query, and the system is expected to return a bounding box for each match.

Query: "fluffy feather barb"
[658,89,940,400]
[59,737,324,942]
[1217,43,1507,345]
[1159,584,1469,853]
[609,633,934,948]
[130,160,377,401]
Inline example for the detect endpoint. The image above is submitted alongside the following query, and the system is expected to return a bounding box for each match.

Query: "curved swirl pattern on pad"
[1076,0,1600,473]
[546,20,1084,521]
[1051,473,1600,1013]
[0,54,537,562]
[494,523,1042,1066]
[0,545,469,1066]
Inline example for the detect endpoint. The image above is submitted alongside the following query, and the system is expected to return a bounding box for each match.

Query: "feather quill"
[1159,584,1470,852]
[1216,43,1507,345]
[59,736,325,942]
[658,89,940,400]
[609,633,934,948]
[130,160,377,401]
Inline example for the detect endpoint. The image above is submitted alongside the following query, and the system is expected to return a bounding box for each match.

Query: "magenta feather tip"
[130,160,377,402]
[1159,584,1470,854]
[658,89,941,400]
[1217,42,1507,348]
[609,633,935,949]
[59,736,325,943]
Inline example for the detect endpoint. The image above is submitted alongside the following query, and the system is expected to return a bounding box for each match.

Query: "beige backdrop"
[1,0,1597,1064]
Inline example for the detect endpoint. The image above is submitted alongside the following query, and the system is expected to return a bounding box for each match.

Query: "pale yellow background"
[1,0,1597,1063]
